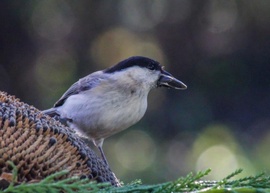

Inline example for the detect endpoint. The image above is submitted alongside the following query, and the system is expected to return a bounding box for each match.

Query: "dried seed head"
[0,92,120,188]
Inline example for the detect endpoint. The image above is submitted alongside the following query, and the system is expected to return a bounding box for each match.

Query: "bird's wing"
[54,81,80,107]
[54,72,104,107]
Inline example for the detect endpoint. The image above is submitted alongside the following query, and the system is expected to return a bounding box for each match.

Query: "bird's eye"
[147,63,155,70]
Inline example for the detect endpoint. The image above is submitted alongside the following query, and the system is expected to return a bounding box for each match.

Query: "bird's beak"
[158,70,187,90]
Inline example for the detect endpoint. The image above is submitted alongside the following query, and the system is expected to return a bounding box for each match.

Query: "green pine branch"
[1,162,270,193]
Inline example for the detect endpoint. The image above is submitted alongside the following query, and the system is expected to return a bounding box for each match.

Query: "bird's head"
[104,56,187,90]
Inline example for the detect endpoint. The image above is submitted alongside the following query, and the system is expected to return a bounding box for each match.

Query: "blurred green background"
[1,0,270,183]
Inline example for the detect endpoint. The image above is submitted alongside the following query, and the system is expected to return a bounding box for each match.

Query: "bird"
[43,56,187,166]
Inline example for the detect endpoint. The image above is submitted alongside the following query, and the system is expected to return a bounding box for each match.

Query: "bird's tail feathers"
[42,108,59,117]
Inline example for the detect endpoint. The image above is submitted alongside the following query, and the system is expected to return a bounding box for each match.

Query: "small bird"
[43,56,187,165]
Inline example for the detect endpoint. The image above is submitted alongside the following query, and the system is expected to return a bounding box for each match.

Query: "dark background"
[1,0,270,183]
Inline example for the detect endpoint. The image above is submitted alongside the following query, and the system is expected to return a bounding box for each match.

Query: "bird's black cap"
[104,56,162,74]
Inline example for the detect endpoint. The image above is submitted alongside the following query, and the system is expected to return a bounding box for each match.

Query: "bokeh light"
[104,129,157,182]
[113,130,156,171]
[201,0,238,33]
[254,131,270,172]
[196,145,238,179]
[90,27,165,68]
[165,139,192,178]
[249,1,270,28]
[118,0,167,31]
[188,124,256,179]
[31,0,74,41]
[34,49,77,106]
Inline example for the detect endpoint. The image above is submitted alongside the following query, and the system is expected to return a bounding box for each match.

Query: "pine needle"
[1,162,270,193]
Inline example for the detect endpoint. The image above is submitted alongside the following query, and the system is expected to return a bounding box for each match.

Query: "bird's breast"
[60,88,148,139]
[95,90,148,136]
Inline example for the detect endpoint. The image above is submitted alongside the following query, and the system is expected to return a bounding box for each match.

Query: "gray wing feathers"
[54,81,80,107]
[53,72,104,107]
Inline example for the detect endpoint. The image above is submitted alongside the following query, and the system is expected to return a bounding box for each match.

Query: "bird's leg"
[93,138,109,166]
[98,146,109,166]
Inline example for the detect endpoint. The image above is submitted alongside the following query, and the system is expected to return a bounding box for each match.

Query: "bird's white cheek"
[146,71,161,89]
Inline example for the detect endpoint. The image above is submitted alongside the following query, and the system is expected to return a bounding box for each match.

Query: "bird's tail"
[43,108,70,126]
[42,108,59,117]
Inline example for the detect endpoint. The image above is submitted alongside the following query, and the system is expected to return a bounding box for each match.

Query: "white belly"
[58,89,148,140]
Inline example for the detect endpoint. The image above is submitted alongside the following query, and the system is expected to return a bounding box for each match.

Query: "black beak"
[158,70,187,90]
